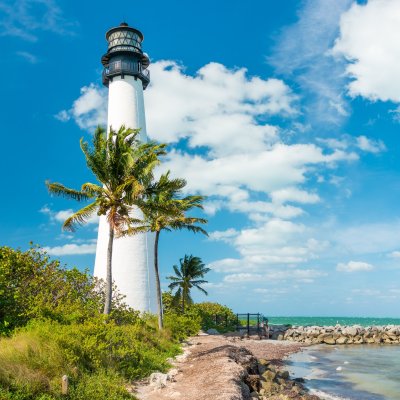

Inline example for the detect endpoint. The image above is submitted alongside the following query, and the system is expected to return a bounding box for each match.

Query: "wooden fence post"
[61,375,69,395]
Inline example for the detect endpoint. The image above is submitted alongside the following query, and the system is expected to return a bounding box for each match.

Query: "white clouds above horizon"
[16,50,39,64]
[269,0,353,126]
[0,0,77,42]
[336,260,374,272]
[145,61,297,156]
[334,0,400,102]
[209,219,329,274]
[40,205,99,226]
[55,84,107,130]
[43,241,97,256]
[54,57,382,287]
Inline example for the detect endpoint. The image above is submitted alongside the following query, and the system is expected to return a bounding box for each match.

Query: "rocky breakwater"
[233,347,319,400]
[272,325,400,345]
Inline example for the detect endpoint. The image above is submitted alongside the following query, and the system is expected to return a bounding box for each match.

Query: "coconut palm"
[46,126,166,315]
[131,172,208,329]
[167,255,210,313]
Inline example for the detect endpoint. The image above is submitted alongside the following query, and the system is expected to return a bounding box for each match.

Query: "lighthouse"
[94,22,157,313]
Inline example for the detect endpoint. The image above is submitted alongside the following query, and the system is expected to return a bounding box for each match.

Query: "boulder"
[336,336,348,344]
[343,326,358,336]
[246,375,261,392]
[323,335,336,345]
[206,328,220,335]
[278,370,290,379]
[262,369,276,381]
[149,372,169,389]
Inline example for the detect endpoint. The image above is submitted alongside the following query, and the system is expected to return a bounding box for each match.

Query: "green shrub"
[164,312,201,341]
[0,246,103,334]
[189,302,237,333]
[68,371,132,400]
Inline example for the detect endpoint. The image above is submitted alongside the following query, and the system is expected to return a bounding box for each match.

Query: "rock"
[262,369,276,381]
[167,368,179,381]
[149,372,169,389]
[336,336,348,344]
[343,326,358,336]
[206,328,220,335]
[246,374,260,392]
[279,370,290,379]
[323,335,336,345]
[260,380,279,393]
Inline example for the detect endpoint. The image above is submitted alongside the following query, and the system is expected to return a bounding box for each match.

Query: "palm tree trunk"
[182,288,185,314]
[103,225,114,315]
[154,230,163,329]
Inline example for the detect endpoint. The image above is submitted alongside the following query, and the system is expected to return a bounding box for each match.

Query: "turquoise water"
[267,316,400,327]
[286,345,400,400]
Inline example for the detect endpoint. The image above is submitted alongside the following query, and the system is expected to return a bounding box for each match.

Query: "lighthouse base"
[94,213,158,313]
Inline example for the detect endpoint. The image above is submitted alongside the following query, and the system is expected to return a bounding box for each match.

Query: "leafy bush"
[0,246,136,336]
[68,371,132,400]
[163,293,236,334]
[164,313,201,341]
[0,246,103,334]
[190,302,237,333]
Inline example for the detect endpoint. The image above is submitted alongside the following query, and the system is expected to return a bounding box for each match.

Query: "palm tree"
[131,172,208,329]
[46,126,166,315]
[167,255,210,313]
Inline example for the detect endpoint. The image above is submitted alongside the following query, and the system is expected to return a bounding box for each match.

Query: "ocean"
[286,345,400,400]
[267,317,400,399]
[267,316,400,327]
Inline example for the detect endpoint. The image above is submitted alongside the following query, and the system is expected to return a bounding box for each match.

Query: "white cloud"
[54,109,70,122]
[57,84,107,130]
[0,0,77,42]
[334,0,400,102]
[210,219,329,273]
[271,187,320,204]
[161,144,357,218]
[145,61,296,156]
[336,260,374,272]
[388,251,400,258]
[269,0,353,125]
[71,84,107,130]
[356,135,386,153]
[334,221,400,255]
[43,242,96,256]
[223,268,325,283]
[40,206,99,225]
[16,50,38,63]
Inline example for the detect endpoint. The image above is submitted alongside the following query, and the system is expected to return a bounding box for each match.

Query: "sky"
[1,0,400,317]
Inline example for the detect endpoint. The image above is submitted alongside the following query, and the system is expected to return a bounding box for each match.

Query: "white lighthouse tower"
[94,22,157,313]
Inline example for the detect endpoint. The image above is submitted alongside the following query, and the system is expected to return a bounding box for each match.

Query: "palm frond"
[62,201,98,232]
[46,181,91,202]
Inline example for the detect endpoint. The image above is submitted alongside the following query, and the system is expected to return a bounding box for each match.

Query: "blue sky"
[1,0,400,317]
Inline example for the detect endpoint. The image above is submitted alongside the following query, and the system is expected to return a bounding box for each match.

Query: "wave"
[309,388,351,400]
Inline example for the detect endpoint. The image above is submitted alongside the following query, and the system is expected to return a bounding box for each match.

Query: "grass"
[0,316,190,400]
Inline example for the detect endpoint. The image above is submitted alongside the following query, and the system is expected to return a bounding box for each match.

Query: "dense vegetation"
[0,246,234,399]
